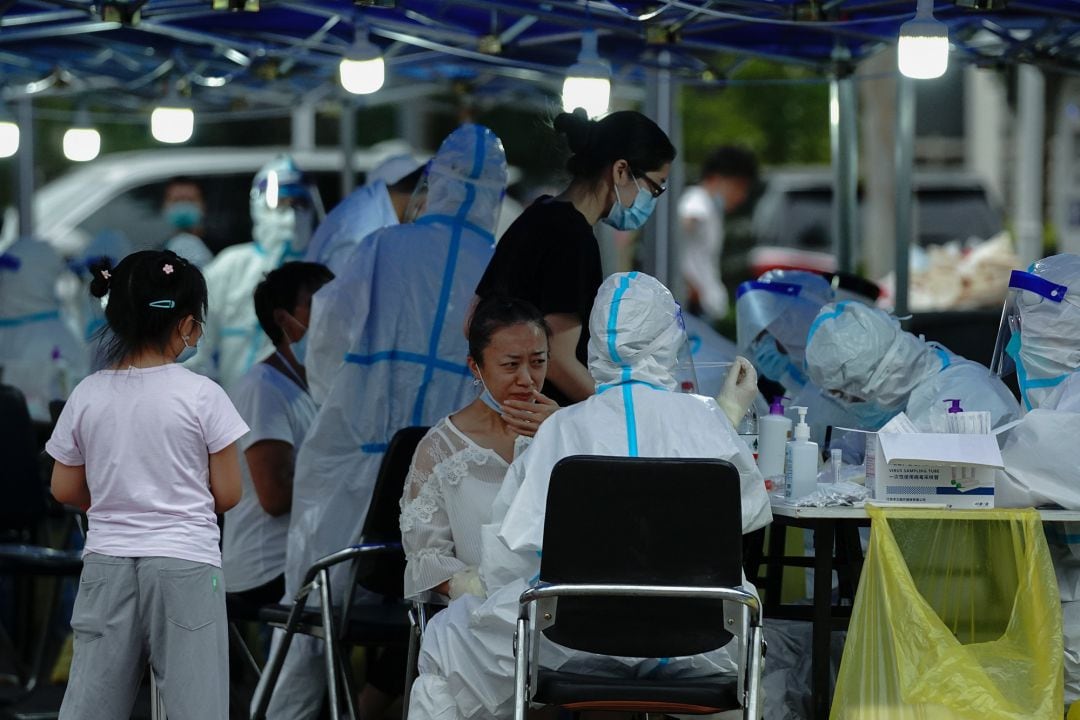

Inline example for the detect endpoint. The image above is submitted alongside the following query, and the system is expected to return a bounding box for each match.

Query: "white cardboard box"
[864,432,1002,509]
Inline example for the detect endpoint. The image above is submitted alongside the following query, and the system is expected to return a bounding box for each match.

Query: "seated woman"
[400,296,559,601]
[408,272,772,720]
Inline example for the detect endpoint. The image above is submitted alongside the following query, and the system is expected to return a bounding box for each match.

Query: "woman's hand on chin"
[500,389,560,437]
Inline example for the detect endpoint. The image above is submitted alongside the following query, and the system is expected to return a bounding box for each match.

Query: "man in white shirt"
[222,261,333,611]
[678,146,758,323]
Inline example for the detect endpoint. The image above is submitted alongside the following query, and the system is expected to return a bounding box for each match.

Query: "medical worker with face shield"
[0,236,88,422]
[192,155,318,393]
[803,301,1019,434]
[303,154,423,277]
[253,125,508,720]
[408,272,772,720]
[736,269,859,447]
[989,254,1080,707]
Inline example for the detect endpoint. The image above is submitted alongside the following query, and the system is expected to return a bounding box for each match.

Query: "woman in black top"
[476,108,675,406]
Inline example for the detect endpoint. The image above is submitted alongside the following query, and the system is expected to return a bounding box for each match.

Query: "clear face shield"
[673,303,699,393]
[990,269,1070,377]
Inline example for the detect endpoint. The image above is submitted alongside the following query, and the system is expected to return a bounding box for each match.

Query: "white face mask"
[253,205,297,254]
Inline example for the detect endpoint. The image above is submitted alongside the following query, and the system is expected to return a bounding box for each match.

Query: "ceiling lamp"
[562,30,611,119]
[898,0,950,79]
[0,98,18,159]
[63,107,101,162]
[151,85,194,144]
[339,28,385,95]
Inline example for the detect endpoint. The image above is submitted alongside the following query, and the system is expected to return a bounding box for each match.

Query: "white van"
[0,140,415,257]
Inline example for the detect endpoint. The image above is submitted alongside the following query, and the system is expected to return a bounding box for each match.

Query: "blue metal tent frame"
[0,0,1078,110]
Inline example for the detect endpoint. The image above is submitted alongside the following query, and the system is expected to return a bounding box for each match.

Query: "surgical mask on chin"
[165,202,203,231]
[291,334,308,365]
[602,178,658,231]
[176,335,199,364]
[476,372,502,413]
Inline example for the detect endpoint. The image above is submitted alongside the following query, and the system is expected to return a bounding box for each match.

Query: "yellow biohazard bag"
[830,507,1062,719]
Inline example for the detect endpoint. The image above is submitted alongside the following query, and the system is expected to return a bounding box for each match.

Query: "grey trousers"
[59,553,230,720]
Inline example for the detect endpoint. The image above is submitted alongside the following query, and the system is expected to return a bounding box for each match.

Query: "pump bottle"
[785,406,818,501]
[757,396,792,478]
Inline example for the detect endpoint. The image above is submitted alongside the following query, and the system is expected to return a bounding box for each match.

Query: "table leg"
[812,519,835,720]
[764,522,786,614]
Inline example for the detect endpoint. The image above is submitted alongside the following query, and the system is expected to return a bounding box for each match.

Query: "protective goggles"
[990,269,1072,377]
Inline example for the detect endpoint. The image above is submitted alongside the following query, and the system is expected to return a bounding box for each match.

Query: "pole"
[340,99,357,198]
[1014,64,1045,268]
[644,50,683,291]
[893,75,915,316]
[291,101,316,153]
[831,69,858,274]
[16,97,34,240]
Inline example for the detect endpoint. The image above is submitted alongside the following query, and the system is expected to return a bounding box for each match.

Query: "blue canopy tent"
[1,0,1079,304]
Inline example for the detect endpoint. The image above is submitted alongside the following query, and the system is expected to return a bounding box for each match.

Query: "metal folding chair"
[250,426,429,720]
[513,455,765,720]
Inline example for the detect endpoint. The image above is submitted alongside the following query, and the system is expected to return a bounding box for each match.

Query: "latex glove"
[500,388,560,438]
[716,356,758,426]
[448,566,486,601]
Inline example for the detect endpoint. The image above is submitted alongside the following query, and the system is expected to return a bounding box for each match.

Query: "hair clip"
[149,300,176,309]
[162,264,174,275]
[101,269,111,280]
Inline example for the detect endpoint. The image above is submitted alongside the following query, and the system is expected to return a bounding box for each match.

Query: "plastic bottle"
[757,396,792,478]
[785,406,819,501]
[737,406,758,460]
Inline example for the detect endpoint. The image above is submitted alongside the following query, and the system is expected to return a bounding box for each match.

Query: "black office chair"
[250,426,429,720]
[0,385,83,708]
[513,456,765,720]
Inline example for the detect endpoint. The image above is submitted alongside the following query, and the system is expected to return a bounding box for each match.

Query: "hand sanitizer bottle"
[758,396,792,479]
[785,406,819,501]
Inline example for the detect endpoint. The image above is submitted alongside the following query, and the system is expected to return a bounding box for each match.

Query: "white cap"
[368,153,423,187]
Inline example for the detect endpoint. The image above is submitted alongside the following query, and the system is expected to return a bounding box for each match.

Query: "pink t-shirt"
[46,364,249,566]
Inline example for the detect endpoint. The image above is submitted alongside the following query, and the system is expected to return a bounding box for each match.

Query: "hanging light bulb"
[339,27,385,95]
[151,83,194,144]
[898,0,949,79]
[0,97,18,159]
[562,29,611,119]
[63,106,101,162]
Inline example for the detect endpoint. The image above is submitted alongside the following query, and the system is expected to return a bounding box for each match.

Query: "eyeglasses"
[635,173,668,199]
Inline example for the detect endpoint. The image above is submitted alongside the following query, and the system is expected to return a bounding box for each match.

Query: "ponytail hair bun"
[88,258,114,299]
[553,109,676,184]
[553,108,593,156]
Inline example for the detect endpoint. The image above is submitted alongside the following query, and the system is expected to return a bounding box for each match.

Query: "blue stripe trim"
[622,368,639,457]
[415,215,494,243]
[1008,269,1068,302]
[361,443,388,454]
[934,347,951,371]
[597,379,666,393]
[409,125,488,427]
[606,272,637,364]
[735,280,802,300]
[344,351,471,377]
[0,310,61,327]
[806,300,850,346]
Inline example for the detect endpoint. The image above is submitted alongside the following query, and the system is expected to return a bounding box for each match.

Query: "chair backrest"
[538,455,744,658]
[0,383,47,538]
[354,425,429,597]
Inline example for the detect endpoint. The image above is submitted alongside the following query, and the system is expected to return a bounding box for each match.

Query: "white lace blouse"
[399,416,531,599]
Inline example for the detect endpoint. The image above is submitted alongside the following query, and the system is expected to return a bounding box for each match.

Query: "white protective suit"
[0,237,88,421]
[804,301,1020,434]
[262,125,507,720]
[409,272,773,720]
[193,155,317,393]
[303,154,420,277]
[991,254,1080,706]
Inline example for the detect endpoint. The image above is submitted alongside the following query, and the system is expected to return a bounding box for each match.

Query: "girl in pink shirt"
[46,249,248,720]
